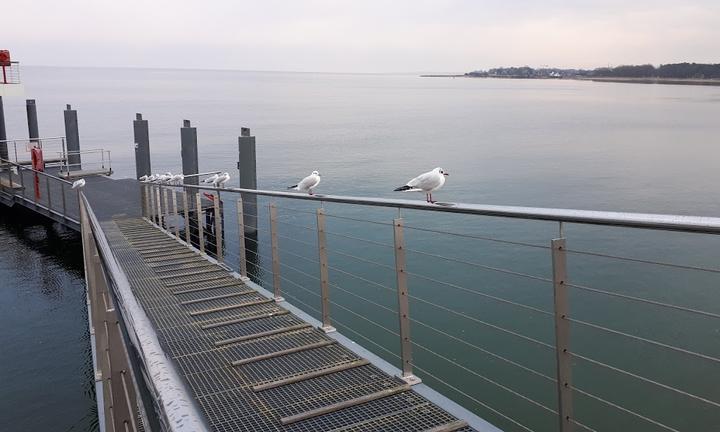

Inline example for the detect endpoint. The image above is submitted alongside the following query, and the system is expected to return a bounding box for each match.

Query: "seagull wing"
[407,170,441,191]
[296,174,320,192]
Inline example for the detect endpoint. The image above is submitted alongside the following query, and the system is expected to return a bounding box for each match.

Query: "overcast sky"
[3,0,719,73]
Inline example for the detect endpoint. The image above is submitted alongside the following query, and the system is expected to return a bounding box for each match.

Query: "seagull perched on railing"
[202,173,219,185]
[171,174,184,185]
[71,178,86,189]
[288,171,321,195]
[394,167,449,203]
[213,172,230,188]
[139,175,148,182]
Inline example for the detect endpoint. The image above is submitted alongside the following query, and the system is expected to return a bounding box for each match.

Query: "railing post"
[196,192,205,254]
[149,185,156,224]
[551,237,573,432]
[171,189,180,239]
[269,203,283,301]
[213,192,223,262]
[236,197,247,277]
[182,190,190,244]
[163,187,170,230]
[143,184,150,219]
[393,218,421,385]
[45,176,51,209]
[316,208,335,332]
[61,182,67,218]
[155,186,162,227]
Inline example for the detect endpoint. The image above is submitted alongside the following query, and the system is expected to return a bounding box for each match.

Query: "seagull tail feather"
[394,185,413,192]
[287,184,298,190]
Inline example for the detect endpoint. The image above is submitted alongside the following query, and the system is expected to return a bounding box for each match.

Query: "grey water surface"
[2,67,720,431]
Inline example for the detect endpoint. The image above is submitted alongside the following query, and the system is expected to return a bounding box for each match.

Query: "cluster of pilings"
[133,114,259,253]
[0,96,82,167]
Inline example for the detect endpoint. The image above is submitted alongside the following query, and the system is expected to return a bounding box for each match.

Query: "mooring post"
[551,237,574,432]
[181,120,199,186]
[64,104,81,171]
[237,127,257,234]
[133,113,151,179]
[393,217,421,385]
[26,99,39,143]
[0,96,8,160]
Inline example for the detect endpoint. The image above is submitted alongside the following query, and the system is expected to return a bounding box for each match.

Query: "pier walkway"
[102,215,475,431]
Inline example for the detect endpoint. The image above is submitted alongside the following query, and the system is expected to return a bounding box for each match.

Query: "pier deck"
[104,216,476,432]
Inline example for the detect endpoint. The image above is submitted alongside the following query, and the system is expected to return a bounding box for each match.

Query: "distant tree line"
[467,63,720,79]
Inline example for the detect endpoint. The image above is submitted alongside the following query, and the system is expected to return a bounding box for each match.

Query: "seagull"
[203,173,219,185]
[171,174,184,185]
[288,171,321,195]
[139,175,148,182]
[71,178,86,189]
[213,172,230,188]
[394,167,449,203]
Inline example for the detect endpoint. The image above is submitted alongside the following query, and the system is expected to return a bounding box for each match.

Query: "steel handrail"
[0,158,74,184]
[172,184,720,234]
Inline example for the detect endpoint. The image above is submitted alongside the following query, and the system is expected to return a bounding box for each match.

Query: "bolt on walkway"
[105,216,476,432]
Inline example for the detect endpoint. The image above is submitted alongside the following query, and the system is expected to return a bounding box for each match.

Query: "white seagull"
[288,171,321,195]
[213,172,230,188]
[171,174,184,185]
[394,167,449,203]
[139,175,148,182]
[71,178,86,189]
[203,173,219,185]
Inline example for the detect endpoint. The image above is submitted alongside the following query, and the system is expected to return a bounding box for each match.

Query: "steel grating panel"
[102,217,478,432]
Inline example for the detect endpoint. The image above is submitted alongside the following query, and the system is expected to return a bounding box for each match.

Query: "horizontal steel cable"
[272,204,317,215]
[323,212,394,226]
[410,317,557,383]
[403,224,549,250]
[565,248,720,274]
[412,340,557,415]
[276,233,317,248]
[331,317,401,361]
[411,363,536,432]
[408,294,555,350]
[278,261,321,282]
[279,247,320,265]
[571,419,599,432]
[406,247,552,283]
[407,271,553,316]
[567,316,720,364]
[570,351,720,408]
[281,291,322,316]
[327,265,396,294]
[567,282,720,319]
[330,248,396,271]
[274,218,316,231]
[571,386,680,432]
[324,230,395,248]
[328,282,397,315]
[278,274,321,298]
[329,299,400,337]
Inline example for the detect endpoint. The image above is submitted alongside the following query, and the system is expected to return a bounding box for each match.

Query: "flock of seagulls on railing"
[135,166,449,203]
[139,172,231,188]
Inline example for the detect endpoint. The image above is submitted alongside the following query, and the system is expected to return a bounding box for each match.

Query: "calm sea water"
[2,67,720,431]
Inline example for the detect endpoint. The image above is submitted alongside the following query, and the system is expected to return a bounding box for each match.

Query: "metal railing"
[0,136,67,165]
[0,158,80,227]
[57,148,113,177]
[142,182,720,432]
[1,61,21,84]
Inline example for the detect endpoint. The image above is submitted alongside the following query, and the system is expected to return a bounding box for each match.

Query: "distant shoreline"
[420,74,720,87]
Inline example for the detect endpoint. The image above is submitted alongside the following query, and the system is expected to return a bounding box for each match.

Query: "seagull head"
[435,167,449,176]
[312,170,320,176]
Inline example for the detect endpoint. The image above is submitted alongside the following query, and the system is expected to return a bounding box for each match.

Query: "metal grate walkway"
[104,217,477,432]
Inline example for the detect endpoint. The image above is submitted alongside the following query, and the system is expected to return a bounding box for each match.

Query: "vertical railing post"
[45,176,51,209]
[61,182,67,218]
[393,218,421,385]
[182,190,190,244]
[143,184,151,219]
[236,197,247,277]
[155,186,162,227]
[214,192,223,262]
[196,192,205,254]
[316,208,335,332]
[552,237,573,432]
[269,203,283,301]
[148,184,155,223]
[163,187,170,230]
[171,189,180,239]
